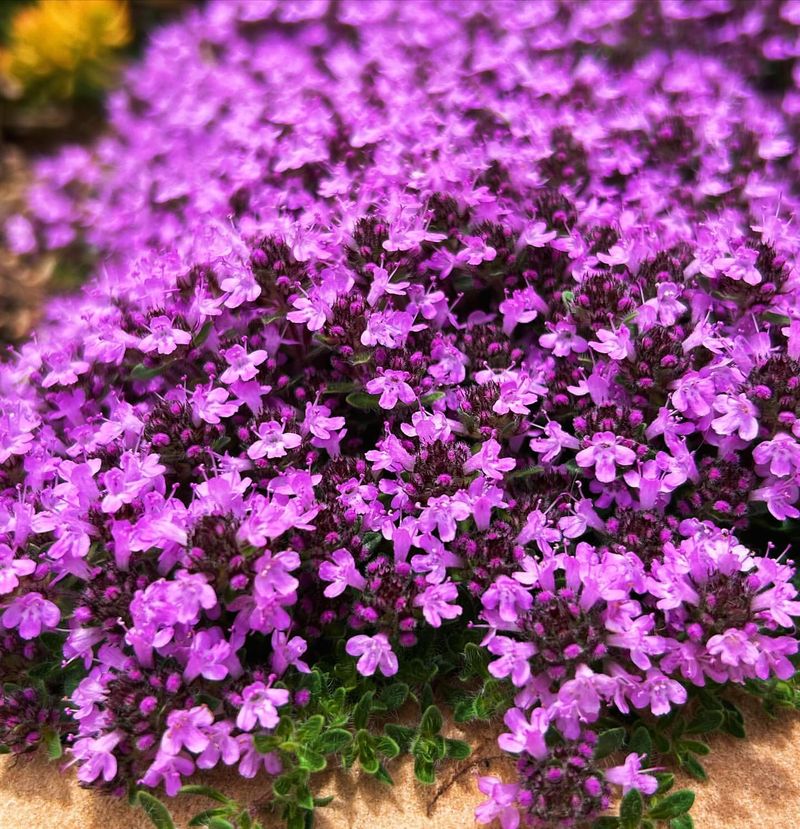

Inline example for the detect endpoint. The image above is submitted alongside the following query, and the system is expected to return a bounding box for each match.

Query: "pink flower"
[236,682,291,731]
[219,345,268,384]
[605,753,659,796]
[588,326,634,360]
[529,421,580,463]
[345,632,398,677]
[575,432,637,483]
[486,636,536,687]
[71,731,122,784]
[630,670,687,716]
[475,776,521,829]
[319,548,367,597]
[538,321,588,356]
[418,494,472,542]
[413,581,462,627]
[161,705,214,755]
[247,420,302,460]
[139,316,192,355]
[2,592,61,639]
[711,393,759,441]
[0,543,36,595]
[752,433,800,477]
[366,370,416,409]
[464,437,516,480]
[497,707,550,758]
[482,576,533,625]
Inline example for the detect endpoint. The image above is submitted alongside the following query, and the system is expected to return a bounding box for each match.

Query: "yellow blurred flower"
[1,0,132,100]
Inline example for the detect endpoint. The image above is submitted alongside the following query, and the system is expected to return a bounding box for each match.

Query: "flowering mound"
[4,2,800,828]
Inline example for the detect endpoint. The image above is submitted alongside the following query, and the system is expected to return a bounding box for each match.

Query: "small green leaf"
[680,739,710,757]
[419,391,446,405]
[298,748,327,773]
[353,690,375,731]
[296,714,325,742]
[314,795,335,807]
[131,363,164,381]
[648,790,695,820]
[444,738,472,760]
[414,756,436,785]
[669,816,694,829]
[43,728,62,760]
[379,682,409,712]
[619,788,644,829]
[188,809,232,827]
[593,819,620,829]
[137,791,176,829]
[375,735,401,759]
[253,733,280,753]
[680,755,707,782]
[654,772,675,795]
[420,705,443,737]
[384,724,415,752]
[204,819,235,829]
[179,786,233,804]
[345,392,382,410]
[628,726,653,758]
[317,728,353,754]
[594,727,626,760]
[373,763,394,785]
[685,709,724,735]
[192,320,213,347]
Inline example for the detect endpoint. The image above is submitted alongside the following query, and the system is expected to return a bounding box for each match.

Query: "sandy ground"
[0,697,798,829]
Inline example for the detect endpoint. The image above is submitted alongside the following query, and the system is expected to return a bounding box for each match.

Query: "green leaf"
[384,724,415,753]
[204,819,235,829]
[593,819,620,829]
[419,391,446,405]
[192,320,214,347]
[628,726,653,758]
[414,756,436,785]
[648,790,696,820]
[375,735,401,759]
[459,643,489,681]
[188,809,232,827]
[253,733,280,753]
[420,705,443,737]
[345,392,382,410]
[680,739,710,756]
[314,796,335,807]
[137,792,176,829]
[296,714,325,742]
[444,738,472,760]
[179,786,233,804]
[317,728,353,754]
[43,728,62,760]
[654,772,675,795]
[379,682,410,712]
[680,755,707,782]
[353,690,375,731]
[619,788,644,829]
[685,709,724,735]
[594,727,626,760]
[296,786,315,811]
[131,362,164,381]
[373,763,394,785]
[297,747,327,773]
[348,352,373,366]
[669,816,694,829]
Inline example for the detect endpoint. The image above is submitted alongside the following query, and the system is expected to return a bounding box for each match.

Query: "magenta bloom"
[365,370,416,409]
[2,592,60,640]
[413,581,462,627]
[575,432,637,483]
[711,393,760,442]
[235,682,291,732]
[605,753,659,796]
[318,548,367,598]
[160,705,214,755]
[475,776,521,829]
[497,707,550,759]
[345,633,398,677]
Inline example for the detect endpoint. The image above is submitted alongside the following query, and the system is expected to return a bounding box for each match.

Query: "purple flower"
[487,636,536,687]
[711,393,759,441]
[247,420,302,460]
[2,592,61,639]
[365,370,416,409]
[319,548,367,598]
[71,731,122,784]
[630,670,687,716]
[345,633,398,677]
[139,316,192,355]
[475,776,521,829]
[0,544,36,595]
[497,707,550,759]
[605,753,659,796]
[160,705,214,755]
[464,438,517,480]
[575,432,637,483]
[413,581,462,627]
[235,682,291,732]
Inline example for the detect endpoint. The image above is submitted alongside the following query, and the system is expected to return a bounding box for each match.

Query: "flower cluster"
[4,1,800,827]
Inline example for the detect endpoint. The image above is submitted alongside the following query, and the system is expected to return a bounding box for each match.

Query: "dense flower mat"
[4,1,800,827]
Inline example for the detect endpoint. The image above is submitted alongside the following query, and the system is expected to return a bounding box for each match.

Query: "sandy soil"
[1,698,798,829]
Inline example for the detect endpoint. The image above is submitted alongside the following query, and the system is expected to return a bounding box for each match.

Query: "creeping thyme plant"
[5,1,800,828]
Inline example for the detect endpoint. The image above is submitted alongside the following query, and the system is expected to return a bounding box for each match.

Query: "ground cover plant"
[4,1,800,827]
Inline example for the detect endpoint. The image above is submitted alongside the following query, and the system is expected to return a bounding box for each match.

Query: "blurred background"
[0,0,191,343]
